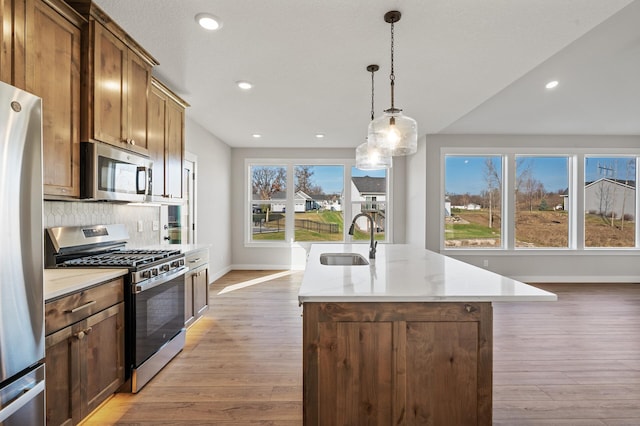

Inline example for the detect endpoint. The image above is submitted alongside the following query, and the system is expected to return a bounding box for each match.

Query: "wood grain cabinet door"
[127,51,150,151]
[25,0,81,197]
[82,302,125,417]
[45,324,80,426]
[303,302,493,425]
[1,0,16,84]
[92,21,127,148]
[165,97,184,198]
[192,266,209,317]
[147,83,166,197]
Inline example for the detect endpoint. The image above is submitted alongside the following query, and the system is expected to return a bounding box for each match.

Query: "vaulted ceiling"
[95,0,639,148]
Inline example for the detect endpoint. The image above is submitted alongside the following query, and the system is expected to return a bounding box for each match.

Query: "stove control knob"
[160,264,170,273]
[151,268,159,277]
[141,270,151,279]
[179,259,185,267]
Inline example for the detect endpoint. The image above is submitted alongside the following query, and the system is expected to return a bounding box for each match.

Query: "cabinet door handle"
[66,300,96,314]
[74,327,92,341]
[189,258,201,263]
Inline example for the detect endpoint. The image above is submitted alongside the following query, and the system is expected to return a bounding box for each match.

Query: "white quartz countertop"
[44,268,129,301]
[298,244,557,303]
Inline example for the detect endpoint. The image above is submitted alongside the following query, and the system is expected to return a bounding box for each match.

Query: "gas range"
[46,224,188,393]
[59,248,185,285]
[46,225,186,285]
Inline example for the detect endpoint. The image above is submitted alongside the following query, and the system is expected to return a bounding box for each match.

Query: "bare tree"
[620,159,635,229]
[252,166,285,200]
[483,158,501,228]
[295,165,317,194]
[595,180,615,225]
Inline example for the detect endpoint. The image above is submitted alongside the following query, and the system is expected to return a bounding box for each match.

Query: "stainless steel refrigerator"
[0,81,45,424]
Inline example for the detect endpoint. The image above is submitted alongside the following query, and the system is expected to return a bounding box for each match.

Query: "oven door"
[132,266,187,367]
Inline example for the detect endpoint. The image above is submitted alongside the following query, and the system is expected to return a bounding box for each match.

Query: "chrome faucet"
[348,213,377,259]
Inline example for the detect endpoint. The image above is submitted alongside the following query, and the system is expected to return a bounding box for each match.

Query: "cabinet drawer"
[45,278,124,335]
[186,249,209,270]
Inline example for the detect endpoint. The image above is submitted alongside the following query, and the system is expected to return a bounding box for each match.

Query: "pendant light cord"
[371,68,375,121]
[389,20,395,111]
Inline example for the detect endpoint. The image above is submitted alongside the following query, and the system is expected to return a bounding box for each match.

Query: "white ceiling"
[94,0,639,148]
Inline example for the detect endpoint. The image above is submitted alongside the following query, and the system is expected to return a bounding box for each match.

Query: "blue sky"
[446,155,637,195]
[297,165,386,194]
[445,156,569,195]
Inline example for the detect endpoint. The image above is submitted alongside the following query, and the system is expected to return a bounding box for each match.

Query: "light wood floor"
[82,272,640,425]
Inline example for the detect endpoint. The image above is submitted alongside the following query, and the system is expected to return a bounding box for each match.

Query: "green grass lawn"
[445,222,498,240]
[252,210,385,241]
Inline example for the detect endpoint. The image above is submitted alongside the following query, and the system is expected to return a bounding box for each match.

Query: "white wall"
[408,134,640,282]
[230,148,407,269]
[185,117,232,281]
[405,136,427,247]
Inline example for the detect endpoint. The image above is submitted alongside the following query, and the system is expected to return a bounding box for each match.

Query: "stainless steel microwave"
[81,142,152,202]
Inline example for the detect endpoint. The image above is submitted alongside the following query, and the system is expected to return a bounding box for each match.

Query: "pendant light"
[367,11,417,156]
[356,64,392,170]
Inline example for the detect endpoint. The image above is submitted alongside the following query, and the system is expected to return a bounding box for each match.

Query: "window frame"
[245,158,393,247]
[441,147,640,255]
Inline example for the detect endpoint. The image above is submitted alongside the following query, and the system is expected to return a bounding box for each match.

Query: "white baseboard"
[511,275,640,283]
[208,265,232,283]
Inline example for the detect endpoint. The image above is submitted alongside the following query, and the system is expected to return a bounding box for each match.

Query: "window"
[515,156,569,248]
[247,160,391,245]
[443,149,640,251]
[444,155,502,248]
[350,167,387,242]
[293,165,344,242]
[584,156,636,247]
[250,165,286,241]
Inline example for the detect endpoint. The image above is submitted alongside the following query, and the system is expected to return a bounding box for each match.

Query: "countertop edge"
[45,268,129,301]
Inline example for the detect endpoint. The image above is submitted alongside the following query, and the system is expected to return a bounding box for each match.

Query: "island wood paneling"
[82,274,640,425]
[304,301,492,425]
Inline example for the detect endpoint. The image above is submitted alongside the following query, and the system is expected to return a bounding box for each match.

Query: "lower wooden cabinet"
[45,278,125,426]
[302,301,493,425]
[184,248,209,327]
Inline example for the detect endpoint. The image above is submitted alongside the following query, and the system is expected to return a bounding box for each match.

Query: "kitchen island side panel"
[302,301,492,425]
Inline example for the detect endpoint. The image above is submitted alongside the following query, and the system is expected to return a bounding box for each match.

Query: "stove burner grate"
[62,249,182,268]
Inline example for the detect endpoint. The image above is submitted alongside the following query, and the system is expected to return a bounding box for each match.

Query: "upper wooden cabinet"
[25,0,83,198]
[1,0,26,88]
[148,78,188,200]
[71,2,157,155]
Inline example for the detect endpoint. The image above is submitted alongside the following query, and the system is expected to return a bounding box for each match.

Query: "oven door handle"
[133,266,188,294]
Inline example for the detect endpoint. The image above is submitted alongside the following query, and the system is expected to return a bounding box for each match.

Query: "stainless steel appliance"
[81,141,153,202]
[46,224,187,393]
[0,82,45,424]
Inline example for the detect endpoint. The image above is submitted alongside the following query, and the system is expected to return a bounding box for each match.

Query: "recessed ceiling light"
[315,133,325,139]
[236,81,253,90]
[545,80,559,89]
[195,13,222,31]
[252,134,262,138]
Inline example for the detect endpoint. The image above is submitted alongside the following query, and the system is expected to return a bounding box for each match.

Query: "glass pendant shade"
[355,140,392,170]
[368,109,418,156]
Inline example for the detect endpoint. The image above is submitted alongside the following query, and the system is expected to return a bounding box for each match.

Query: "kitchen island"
[299,244,556,425]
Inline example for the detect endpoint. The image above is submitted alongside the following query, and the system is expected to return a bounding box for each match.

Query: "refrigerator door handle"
[0,379,45,422]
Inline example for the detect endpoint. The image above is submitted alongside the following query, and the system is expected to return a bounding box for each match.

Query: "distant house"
[314,193,342,211]
[584,178,635,220]
[253,190,320,213]
[452,203,481,210]
[351,176,386,231]
[444,197,452,217]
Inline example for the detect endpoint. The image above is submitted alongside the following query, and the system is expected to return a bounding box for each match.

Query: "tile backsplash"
[44,201,161,247]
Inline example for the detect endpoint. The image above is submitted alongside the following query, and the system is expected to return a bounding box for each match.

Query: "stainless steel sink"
[319,253,369,266]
